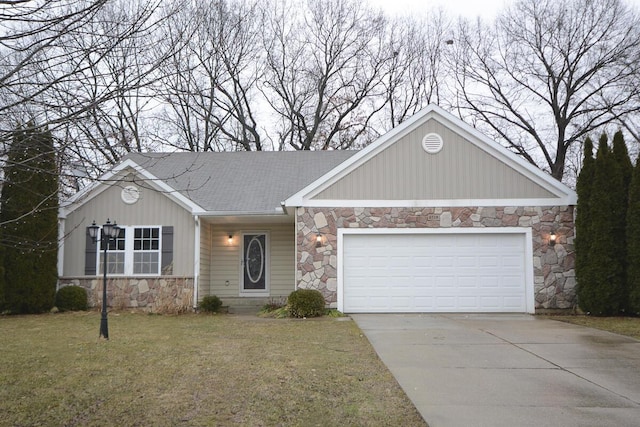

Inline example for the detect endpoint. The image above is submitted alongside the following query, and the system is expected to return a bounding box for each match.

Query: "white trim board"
[299,198,568,208]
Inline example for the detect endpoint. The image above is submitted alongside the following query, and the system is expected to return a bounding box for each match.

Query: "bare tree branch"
[452,0,640,181]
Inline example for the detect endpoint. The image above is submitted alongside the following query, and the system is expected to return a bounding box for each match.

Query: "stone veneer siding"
[58,277,194,312]
[296,206,575,311]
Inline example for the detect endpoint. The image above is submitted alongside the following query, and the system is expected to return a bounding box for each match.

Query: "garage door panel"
[342,232,527,313]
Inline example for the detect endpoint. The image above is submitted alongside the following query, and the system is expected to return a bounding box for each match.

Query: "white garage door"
[341,232,528,313]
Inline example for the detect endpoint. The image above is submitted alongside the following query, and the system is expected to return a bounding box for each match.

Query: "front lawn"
[0,311,426,426]
[551,315,640,340]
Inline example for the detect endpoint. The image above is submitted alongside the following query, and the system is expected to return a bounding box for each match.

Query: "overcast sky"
[368,0,505,20]
[368,0,640,20]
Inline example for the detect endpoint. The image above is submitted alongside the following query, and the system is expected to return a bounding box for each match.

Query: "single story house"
[58,105,577,313]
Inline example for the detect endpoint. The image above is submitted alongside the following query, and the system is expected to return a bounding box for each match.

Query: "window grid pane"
[133,227,160,275]
[133,252,159,274]
[100,228,125,251]
[99,252,125,274]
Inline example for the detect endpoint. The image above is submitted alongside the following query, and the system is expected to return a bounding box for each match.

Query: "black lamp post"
[88,219,120,340]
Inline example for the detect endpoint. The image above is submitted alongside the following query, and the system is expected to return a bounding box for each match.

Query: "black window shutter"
[161,226,174,275]
[85,227,97,275]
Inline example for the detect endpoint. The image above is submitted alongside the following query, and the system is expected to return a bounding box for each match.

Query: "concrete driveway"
[352,314,640,427]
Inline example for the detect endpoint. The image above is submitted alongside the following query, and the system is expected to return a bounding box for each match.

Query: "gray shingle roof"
[124,151,356,214]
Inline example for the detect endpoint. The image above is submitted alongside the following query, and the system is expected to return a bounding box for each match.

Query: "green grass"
[0,311,426,426]
[551,315,640,340]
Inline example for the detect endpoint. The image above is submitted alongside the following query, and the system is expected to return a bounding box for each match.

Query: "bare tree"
[0,0,180,191]
[451,0,640,181]
[153,0,264,152]
[0,0,108,136]
[382,9,452,128]
[47,0,173,173]
[262,0,390,150]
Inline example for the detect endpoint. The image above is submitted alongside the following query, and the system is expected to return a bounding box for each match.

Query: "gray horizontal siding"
[198,222,212,302]
[62,175,195,277]
[207,223,295,299]
[314,119,556,200]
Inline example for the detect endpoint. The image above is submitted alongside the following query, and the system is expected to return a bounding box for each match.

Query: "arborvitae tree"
[611,131,633,311]
[0,245,4,312]
[575,137,595,303]
[0,124,59,314]
[627,155,640,314]
[578,135,626,315]
[612,131,634,190]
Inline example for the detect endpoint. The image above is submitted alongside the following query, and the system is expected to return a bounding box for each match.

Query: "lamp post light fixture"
[88,219,121,340]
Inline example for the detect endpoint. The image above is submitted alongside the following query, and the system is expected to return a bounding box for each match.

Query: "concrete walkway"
[352,314,640,427]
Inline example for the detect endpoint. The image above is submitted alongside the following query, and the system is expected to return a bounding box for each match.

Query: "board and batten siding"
[62,176,195,277]
[206,223,295,299]
[314,119,556,201]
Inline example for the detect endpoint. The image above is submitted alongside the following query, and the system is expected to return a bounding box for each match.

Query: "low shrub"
[325,309,346,318]
[288,289,326,318]
[199,295,223,313]
[258,306,291,319]
[261,297,286,312]
[55,286,88,312]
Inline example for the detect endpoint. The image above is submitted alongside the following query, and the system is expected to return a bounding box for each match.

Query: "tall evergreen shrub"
[627,155,640,314]
[0,246,4,312]
[0,124,59,313]
[578,135,626,315]
[575,137,595,300]
[611,131,633,311]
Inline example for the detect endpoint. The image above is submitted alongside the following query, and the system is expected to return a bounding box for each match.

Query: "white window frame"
[97,225,163,276]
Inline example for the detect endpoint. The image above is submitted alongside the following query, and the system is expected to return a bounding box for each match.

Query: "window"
[97,226,162,276]
[133,227,160,274]
[99,228,125,274]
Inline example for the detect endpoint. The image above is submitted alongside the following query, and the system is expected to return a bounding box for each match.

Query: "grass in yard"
[0,311,427,426]
[551,315,640,340]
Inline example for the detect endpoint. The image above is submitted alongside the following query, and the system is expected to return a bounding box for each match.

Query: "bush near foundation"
[199,295,223,313]
[288,289,325,318]
[54,286,88,312]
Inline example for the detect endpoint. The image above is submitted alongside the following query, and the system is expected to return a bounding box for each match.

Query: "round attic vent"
[421,133,443,154]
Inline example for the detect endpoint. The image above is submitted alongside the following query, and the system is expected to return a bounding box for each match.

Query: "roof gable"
[60,159,205,218]
[285,105,577,207]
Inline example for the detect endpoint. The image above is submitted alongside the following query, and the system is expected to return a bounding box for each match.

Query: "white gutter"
[198,209,287,217]
[193,215,200,309]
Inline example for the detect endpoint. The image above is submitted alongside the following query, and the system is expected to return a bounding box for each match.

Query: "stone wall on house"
[58,276,194,313]
[296,206,575,311]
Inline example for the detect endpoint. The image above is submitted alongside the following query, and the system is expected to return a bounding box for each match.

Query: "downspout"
[293,206,299,291]
[193,215,200,309]
[57,217,65,291]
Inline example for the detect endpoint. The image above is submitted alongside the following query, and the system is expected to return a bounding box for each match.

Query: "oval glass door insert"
[246,236,264,284]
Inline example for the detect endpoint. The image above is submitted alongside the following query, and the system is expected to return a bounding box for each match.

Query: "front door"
[241,233,268,294]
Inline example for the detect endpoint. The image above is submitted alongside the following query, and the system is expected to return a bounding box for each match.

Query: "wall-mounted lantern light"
[316,234,322,248]
[228,234,233,245]
[549,231,556,247]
